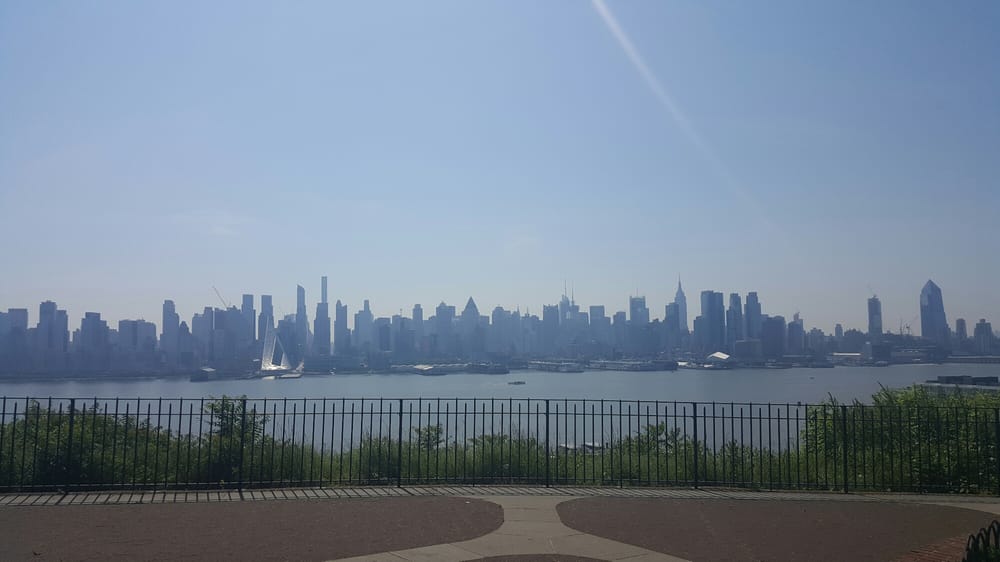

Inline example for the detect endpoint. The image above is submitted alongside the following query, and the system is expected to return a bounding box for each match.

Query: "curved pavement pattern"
[3,488,1000,561]
[0,496,502,561]
[557,497,995,562]
[335,495,683,562]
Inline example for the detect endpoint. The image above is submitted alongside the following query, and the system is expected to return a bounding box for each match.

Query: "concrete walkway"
[335,495,686,562]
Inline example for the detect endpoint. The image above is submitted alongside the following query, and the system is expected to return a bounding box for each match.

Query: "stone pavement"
[336,496,685,562]
[3,486,1000,561]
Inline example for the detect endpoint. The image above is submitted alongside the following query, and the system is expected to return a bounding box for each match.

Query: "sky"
[1,0,999,334]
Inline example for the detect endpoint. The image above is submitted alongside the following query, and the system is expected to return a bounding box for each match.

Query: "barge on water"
[588,360,678,372]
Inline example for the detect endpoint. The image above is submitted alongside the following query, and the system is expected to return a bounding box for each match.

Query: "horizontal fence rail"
[0,396,998,495]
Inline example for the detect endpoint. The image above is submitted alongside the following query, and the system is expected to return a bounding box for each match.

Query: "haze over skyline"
[2,1,999,331]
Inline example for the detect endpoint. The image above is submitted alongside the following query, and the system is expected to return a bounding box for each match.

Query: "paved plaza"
[2,486,997,561]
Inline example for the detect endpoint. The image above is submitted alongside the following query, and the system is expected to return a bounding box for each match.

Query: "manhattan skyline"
[0,277,993,337]
[2,2,999,330]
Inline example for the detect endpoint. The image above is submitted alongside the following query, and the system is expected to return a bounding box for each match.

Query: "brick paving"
[892,535,968,562]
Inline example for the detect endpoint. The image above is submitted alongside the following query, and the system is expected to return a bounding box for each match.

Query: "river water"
[1,363,998,404]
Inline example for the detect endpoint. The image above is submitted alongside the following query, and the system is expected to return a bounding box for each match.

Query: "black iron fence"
[1,396,999,494]
[965,520,1000,562]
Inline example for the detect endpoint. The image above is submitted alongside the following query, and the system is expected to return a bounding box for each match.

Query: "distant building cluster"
[0,278,995,376]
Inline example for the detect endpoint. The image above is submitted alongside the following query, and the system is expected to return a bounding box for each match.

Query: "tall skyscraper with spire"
[674,278,688,333]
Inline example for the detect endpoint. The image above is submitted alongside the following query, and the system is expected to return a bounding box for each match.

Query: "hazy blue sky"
[2,1,998,334]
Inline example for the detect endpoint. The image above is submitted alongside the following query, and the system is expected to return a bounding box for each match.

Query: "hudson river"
[1,363,999,404]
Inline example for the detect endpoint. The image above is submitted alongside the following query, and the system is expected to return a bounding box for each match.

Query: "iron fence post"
[238,398,247,491]
[994,408,1000,496]
[841,404,849,494]
[545,399,551,488]
[692,402,699,489]
[397,399,404,487]
[65,399,76,491]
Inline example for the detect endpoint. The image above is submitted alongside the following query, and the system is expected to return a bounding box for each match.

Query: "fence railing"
[1,396,998,494]
[965,520,1000,562]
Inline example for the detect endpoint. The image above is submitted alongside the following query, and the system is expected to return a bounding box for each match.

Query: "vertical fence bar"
[841,404,849,494]
[544,399,551,488]
[994,408,1000,496]
[238,398,247,491]
[65,399,76,490]
[0,397,6,489]
[19,398,29,488]
[397,399,404,487]
[692,402,699,489]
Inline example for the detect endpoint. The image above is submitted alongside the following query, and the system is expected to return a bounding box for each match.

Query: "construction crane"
[212,286,231,309]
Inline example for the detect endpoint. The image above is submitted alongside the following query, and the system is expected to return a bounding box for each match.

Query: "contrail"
[591,0,774,228]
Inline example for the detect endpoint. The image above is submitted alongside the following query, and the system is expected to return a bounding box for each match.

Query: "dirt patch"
[557,497,992,562]
[0,496,503,561]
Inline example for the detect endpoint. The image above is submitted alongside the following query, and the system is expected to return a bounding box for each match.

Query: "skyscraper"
[313,277,330,356]
[744,292,762,340]
[956,318,968,341]
[674,279,688,333]
[353,300,375,352]
[974,319,994,355]
[412,304,424,350]
[78,312,110,367]
[241,294,256,345]
[295,284,310,359]
[726,293,744,348]
[258,295,274,347]
[191,306,214,358]
[920,280,949,345]
[334,300,350,354]
[34,300,69,369]
[664,302,680,348]
[541,304,559,354]
[161,300,179,358]
[629,296,649,325]
[761,315,786,359]
[590,305,611,345]
[787,313,805,355]
[460,297,484,355]
[434,301,455,356]
[697,290,726,353]
[867,296,883,342]
[35,301,68,355]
